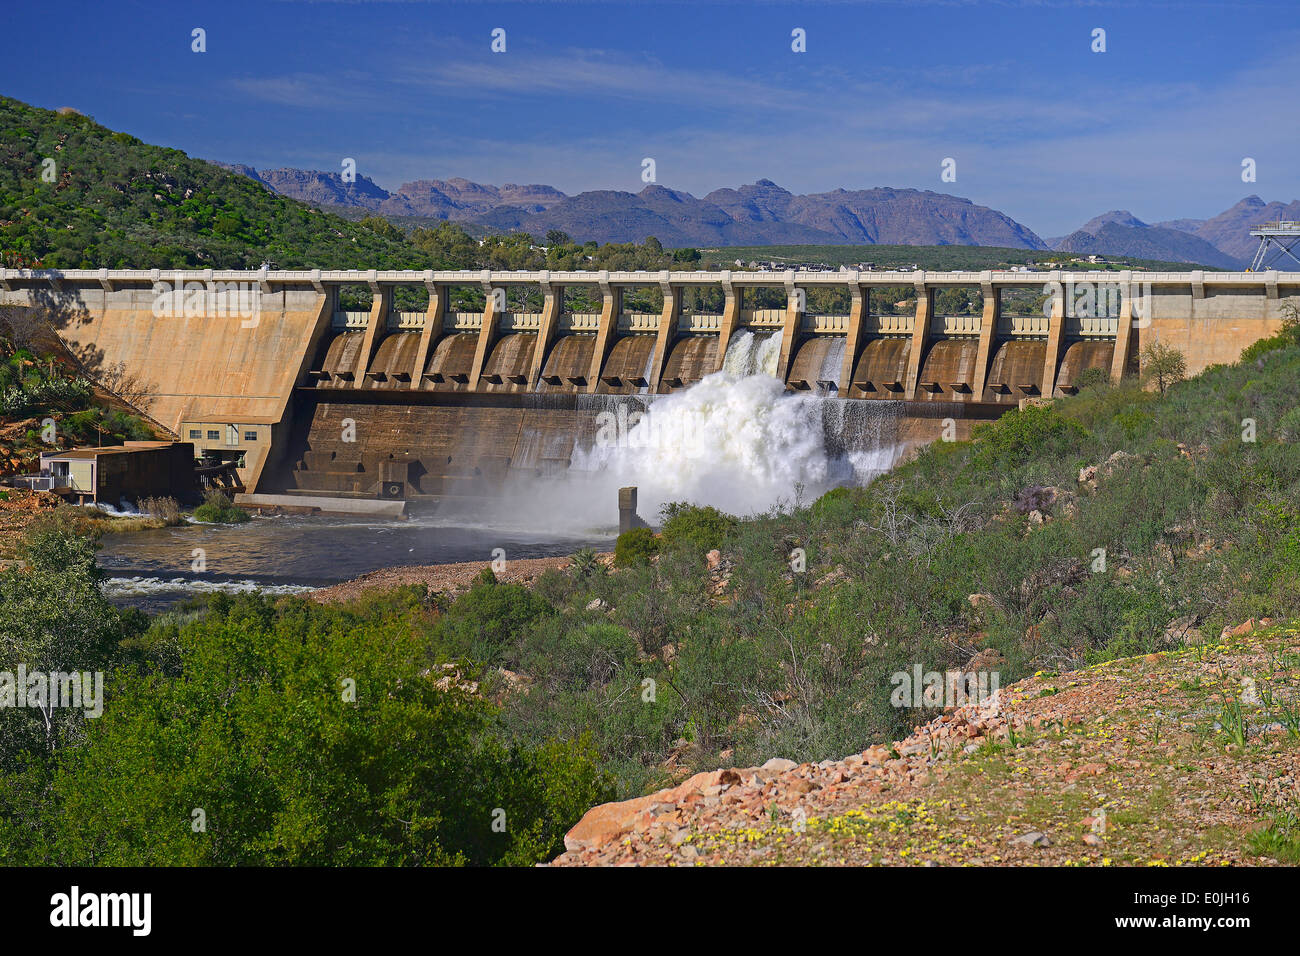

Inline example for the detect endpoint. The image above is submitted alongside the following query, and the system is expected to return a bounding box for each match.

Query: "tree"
[1140,341,1187,395]
[0,518,135,770]
[5,590,610,866]
[545,229,572,247]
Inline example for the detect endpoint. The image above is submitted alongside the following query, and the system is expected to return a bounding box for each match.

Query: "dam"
[1,266,1293,520]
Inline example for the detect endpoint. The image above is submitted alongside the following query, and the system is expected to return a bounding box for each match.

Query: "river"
[97,506,614,614]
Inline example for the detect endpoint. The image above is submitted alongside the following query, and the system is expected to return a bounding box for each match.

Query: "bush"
[138,496,182,526]
[1240,303,1300,363]
[1074,366,1111,391]
[971,402,1089,470]
[191,489,249,524]
[435,569,555,665]
[1140,341,1187,395]
[614,526,659,567]
[568,547,606,580]
[9,593,613,866]
[659,503,737,555]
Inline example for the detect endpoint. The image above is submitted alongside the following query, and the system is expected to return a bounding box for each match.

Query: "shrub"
[1074,366,1111,391]
[659,502,737,555]
[138,496,182,526]
[972,402,1089,470]
[614,526,659,567]
[14,593,613,866]
[1241,303,1300,363]
[191,489,249,524]
[809,485,869,523]
[435,569,555,665]
[1279,407,1300,442]
[568,547,606,580]
[1140,341,1187,395]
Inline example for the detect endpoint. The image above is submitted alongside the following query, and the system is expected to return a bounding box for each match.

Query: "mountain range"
[214,162,1296,268]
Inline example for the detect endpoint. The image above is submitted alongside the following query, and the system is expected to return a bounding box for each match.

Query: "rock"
[1220,619,1257,641]
[1163,615,1201,645]
[585,598,610,612]
[1104,450,1135,473]
[761,757,798,773]
[1064,762,1107,783]
[968,648,1006,672]
[863,745,891,766]
[706,549,722,570]
[1011,831,1052,847]
[813,566,848,589]
[564,769,722,852]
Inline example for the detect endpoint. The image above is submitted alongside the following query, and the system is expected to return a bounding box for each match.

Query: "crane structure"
[1248,221,1300,271]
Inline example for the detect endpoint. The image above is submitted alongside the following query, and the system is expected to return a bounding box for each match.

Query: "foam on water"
[494,332,904,531]
[103,576,318,599]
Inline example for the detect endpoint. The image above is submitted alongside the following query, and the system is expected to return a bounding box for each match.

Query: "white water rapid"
[493,332,906,532]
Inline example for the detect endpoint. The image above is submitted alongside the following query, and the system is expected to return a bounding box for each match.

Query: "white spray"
[494,332,904,532]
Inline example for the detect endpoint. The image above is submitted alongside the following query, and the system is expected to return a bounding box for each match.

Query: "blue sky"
[2,0,1297,236]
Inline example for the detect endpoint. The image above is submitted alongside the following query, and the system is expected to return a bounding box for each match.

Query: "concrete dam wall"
[2,267,1293,516]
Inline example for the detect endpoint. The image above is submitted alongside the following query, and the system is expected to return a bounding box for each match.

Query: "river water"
[98,507,615,614]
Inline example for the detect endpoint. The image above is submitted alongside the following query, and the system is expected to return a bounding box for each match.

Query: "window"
[188,430,201,440]
[207,430,219,441]
[244,430,258,442]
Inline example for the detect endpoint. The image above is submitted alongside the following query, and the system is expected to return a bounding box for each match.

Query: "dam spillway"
[2,266,1294,518]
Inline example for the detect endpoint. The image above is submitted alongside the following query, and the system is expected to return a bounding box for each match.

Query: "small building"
[37,441,196,506]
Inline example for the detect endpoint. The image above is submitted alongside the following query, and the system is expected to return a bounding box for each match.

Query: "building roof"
[40,441,184,461]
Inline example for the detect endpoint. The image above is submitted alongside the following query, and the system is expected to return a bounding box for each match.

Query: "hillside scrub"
[3,342,1299,862]
[468,343,1300,797]
[0,326,155,476]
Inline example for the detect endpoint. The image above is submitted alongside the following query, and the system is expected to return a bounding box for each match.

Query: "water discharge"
[495,332,904,531]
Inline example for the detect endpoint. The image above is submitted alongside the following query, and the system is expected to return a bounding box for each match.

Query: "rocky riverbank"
[309,552,613,604]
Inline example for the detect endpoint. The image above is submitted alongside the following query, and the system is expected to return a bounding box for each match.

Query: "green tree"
[1140,341,1187,395]
[13,591,610,866]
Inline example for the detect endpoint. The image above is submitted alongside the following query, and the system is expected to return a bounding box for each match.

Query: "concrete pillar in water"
[468,270,502,392]
[587,272,621,392]
[619,486,647,534]
[648,272,682,393]
[713,272,742,375]
[410,274,446,391]
[837,274,865,398]
[774,271,805,385]
[527,272,563,389]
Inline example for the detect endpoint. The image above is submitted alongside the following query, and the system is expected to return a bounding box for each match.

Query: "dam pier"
[1,267,1292,509]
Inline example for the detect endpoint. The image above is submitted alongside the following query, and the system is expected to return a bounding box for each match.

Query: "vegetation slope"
[3,318,1298,865]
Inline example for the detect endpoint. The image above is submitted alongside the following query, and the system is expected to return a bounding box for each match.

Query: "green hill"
[0,96,430,271]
